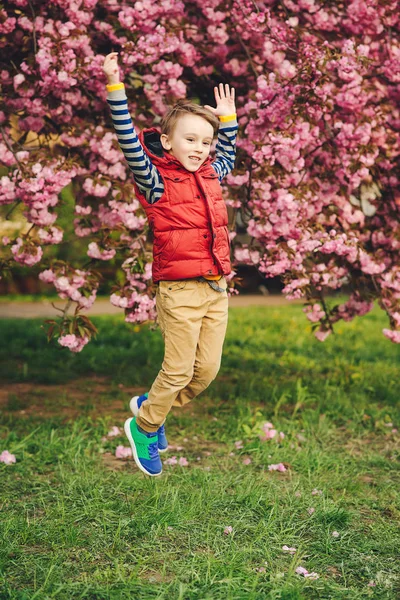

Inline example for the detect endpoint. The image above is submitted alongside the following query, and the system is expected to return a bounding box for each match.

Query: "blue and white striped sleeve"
[212,118,238,181]
[106,83,164,204]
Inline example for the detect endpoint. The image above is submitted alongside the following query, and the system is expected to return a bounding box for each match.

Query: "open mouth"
[189,156,201,163]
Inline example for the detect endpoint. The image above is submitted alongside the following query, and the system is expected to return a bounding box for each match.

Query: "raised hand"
[204,83,236,117]
[103,52,120,85]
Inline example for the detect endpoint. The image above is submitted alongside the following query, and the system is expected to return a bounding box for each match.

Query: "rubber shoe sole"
[130,395,168,453]
[124,417,162,477]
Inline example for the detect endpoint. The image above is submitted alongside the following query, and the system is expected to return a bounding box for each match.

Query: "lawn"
[0,302,399,599]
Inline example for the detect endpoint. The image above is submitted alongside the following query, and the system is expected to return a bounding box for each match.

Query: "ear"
[160,134,172,151]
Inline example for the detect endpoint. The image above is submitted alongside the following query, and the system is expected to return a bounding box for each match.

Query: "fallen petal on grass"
[0,450,16,465]
[115,445,132,459]
[332,531,340,538]
[107,426,122,437]
[224,526,233,535]
[304,572,320,580]
[260,428,277,441]
[268,463,287,472]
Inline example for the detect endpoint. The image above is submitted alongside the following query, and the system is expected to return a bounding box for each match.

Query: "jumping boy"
[103,52,237,476]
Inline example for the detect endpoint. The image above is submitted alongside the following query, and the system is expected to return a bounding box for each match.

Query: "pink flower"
[367,581,376,587]
[332,531,340,538]
[295,566,309,575]
[314,328,331,342]
[383,329,400,344]
[39,269,56,283]
[58,334,89,353]
[268,463,287,472]
[311,488,323,496]
[115,445,132,459]
[260,428,277,441]
[224,526,233,535]
[87,242,116,261]
[234,440,243,449]
[255,566,266,573]
[0,450,16,465]
[242,457,252,465]
[164,456,178,465]
[282,545,297,554]
[308,507,315,515]
[178,457,189,467]
[107,426,121,438]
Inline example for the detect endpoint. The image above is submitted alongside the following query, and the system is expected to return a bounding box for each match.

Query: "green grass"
[0,303,399,599]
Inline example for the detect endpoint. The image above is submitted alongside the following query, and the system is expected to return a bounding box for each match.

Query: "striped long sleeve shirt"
[106,84,238,204]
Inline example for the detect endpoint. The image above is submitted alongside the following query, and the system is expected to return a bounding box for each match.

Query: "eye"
[203,141,211,146]
[186,138,194,142]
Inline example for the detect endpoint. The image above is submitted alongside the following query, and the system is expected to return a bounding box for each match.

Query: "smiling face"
[160,114,214,172]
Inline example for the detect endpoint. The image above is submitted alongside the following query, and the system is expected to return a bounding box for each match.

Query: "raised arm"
[103,53,164,204]
[204,84,238,181]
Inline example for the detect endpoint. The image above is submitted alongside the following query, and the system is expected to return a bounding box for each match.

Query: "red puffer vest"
[133,128,231,283]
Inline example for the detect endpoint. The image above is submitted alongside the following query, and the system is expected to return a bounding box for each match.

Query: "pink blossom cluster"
[39,267,98,310]
[58,333,89,353]
[11,238,43,266]
[1,0,399,347]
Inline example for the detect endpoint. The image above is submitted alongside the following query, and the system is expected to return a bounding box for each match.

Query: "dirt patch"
[0,376,147,421]
[101,452,128,472]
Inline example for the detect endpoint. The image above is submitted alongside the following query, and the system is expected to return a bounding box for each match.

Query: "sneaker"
[124,416,162,477]
[129,394,168,453]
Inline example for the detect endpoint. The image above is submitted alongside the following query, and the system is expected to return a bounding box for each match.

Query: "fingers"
[104,52,119,64]
[215,83,235,101]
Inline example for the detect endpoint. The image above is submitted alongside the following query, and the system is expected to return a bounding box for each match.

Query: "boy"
[103,52,237,476]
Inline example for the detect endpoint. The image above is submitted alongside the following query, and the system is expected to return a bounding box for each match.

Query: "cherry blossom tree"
[1,0,399,351]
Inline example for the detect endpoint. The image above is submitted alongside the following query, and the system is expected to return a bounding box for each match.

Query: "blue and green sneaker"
[129,394,168,453]
[124,416,162,477]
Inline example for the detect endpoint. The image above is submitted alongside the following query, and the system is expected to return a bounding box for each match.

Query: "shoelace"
[148,439,159,460]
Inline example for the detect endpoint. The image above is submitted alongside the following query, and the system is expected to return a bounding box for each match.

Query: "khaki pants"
[136,277,229,433]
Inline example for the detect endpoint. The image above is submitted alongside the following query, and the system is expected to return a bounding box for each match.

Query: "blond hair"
[161,99,219,137]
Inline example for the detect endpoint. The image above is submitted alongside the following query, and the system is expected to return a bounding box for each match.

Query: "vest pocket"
[163,173,194,205]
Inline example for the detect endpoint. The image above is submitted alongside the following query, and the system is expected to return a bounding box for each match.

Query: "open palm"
[204,83,236,117]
